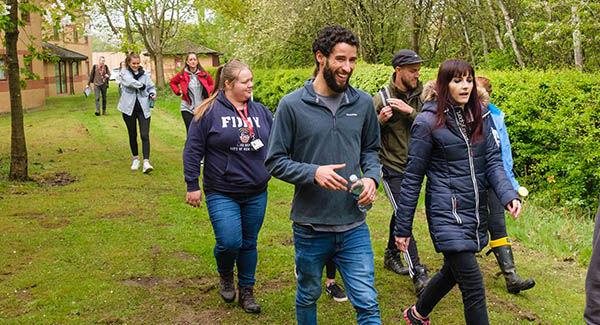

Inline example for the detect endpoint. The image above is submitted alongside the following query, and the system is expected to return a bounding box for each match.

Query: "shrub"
[250,64,600,214]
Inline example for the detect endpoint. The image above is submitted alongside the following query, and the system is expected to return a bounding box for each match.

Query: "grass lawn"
[0,85,591,324]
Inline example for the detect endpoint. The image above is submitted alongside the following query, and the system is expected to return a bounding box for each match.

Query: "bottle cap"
[349,174,358,183]
[518,186,529,197]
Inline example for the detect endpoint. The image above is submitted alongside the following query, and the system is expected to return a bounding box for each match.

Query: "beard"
[323,60,352,93]
[400,75,417,91]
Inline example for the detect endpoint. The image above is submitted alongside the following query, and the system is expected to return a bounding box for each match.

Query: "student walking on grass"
[394,59,521,325]
[117,53,156,173]
[169,52,214,133]
[266,25,381,325]
[183,59,273,314]
[476,75,535,294]
[88,56,111,116]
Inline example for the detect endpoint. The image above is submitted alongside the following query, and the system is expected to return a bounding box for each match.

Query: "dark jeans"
[585,196,600,324]
[487,188,508,240]
[182,111,194,134]
[293,223,380,324]
[205,191,267,287]
[122,103,151,160]
[326,261,336,280]
[94,84,108,112]
[381,165,423,276]
[416,251,488,325]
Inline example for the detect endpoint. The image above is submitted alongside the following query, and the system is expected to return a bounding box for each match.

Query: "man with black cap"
[372,49,429,296]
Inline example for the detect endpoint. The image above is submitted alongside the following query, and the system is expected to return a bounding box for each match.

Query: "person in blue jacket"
[394,59,522,325]
[476,75,535,294]
[183,59,273,314]
[266,26,381,324]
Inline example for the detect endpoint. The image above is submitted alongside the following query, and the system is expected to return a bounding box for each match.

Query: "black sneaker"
[94,111,100,116]
[325,282,348,302]
[384,248,409,275]
[404,306,430,325]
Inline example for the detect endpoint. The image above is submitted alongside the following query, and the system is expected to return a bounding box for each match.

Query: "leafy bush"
[251,64,600,214]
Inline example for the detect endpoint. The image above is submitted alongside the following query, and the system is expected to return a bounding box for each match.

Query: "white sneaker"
[142,160,153,173]
[130,159,140,171]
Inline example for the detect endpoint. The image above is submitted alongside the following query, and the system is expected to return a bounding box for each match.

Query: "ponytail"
[193,59,250,121]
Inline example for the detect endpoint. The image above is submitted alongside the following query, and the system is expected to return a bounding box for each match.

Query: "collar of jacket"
[389,73,423,100]
[300,78,357,108]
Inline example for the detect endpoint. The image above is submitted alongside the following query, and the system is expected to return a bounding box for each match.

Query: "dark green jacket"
[265,79,381,225]
[372,76,423,173]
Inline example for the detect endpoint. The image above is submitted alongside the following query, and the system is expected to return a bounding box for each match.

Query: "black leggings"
[487,188,508,240]
[122,103,151,160]
[416,251,488,324]
[182,111,194,134]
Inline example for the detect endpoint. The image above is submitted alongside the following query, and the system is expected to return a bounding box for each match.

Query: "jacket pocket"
[451,196,463,225]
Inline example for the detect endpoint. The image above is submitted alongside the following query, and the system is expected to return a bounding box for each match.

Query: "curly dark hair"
[312,25,359,74]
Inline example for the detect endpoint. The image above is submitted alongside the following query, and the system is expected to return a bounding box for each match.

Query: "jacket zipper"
[451,196,463,224]
[452,108,480,250]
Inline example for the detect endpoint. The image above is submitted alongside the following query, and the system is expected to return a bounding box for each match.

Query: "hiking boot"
[325,282,348,302]
[142,160,153,173]
[412,265,430,297]
[404,306,431,325]
[491,245,535,294]
[238,286,261,313]
[218,271,236,303]
[384,248,409,275]
[130,158,140,171]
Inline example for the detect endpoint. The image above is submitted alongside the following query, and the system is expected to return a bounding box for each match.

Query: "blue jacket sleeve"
[393,116,433,238]
[484,115,519,206]
[183,113,208,192]
[265,99,319,185]
[360,98,382,187]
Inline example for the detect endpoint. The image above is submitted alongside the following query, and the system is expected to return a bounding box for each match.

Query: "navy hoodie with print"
[183,92,273,195]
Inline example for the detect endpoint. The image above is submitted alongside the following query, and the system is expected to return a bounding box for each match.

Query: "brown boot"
[238,286,261,313]
[219,271,235,303]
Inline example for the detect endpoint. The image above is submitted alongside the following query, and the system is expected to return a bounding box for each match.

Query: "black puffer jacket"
[393,81,518,253]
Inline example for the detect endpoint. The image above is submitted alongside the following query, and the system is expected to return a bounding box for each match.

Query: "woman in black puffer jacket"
[394,59,522,325]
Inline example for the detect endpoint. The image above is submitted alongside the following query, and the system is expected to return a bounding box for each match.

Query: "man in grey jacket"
[266,26,381,325]
[585,197,600,324]
[88,56,111,116]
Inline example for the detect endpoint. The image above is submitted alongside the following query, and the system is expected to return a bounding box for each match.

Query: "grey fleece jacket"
[265,79,381,225]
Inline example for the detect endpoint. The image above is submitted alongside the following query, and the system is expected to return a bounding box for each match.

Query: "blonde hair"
[475,75,492,95]
[193,59,250,121]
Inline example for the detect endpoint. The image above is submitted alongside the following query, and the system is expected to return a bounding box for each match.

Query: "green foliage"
[251,64,600,213]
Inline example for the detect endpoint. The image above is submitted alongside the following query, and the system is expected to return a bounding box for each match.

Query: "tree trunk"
[571,3,583,70]
[459,14,476,64]
[475,0,488,60]
[6,0,28,180]
[497,0,525,68]
[485,0,505,50]
[410,2,420,53]
[153,26,165,87]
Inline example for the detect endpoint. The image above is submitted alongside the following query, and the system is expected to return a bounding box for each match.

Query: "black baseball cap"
[392,49,425,68]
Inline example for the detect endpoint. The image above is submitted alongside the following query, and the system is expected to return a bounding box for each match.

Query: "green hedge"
[250,64,600,214]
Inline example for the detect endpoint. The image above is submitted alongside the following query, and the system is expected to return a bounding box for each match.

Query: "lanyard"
[235,103,254,137]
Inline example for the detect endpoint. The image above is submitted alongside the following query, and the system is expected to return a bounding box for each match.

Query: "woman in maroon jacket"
[169,52,214,132]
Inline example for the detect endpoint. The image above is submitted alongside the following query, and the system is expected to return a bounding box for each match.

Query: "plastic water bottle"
[349,174,372,212]
[149,97,155,109]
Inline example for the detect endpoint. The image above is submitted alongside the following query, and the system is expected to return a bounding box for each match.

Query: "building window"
[73,28,78,43]
[25,60,33,79]
[0,57,6,81]
[55,61,67,94]
[72,61,79,76]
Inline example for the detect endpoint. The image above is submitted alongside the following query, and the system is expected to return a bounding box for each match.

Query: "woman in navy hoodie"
[394,59,521,325]
[169,52,214,132]
[183,59,273,314]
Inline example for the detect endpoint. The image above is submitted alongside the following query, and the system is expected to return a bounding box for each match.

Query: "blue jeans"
[293,223,380,325]
[205,191,267,287]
